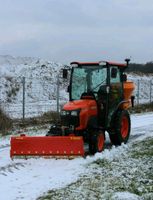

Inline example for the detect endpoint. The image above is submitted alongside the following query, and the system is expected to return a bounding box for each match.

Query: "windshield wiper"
[90,79,106,92]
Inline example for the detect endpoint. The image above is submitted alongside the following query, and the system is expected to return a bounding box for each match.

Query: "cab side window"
[110,67,120,83]
[109,67,122,104]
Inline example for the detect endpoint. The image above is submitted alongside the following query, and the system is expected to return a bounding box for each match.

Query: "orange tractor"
[10,59,135,158]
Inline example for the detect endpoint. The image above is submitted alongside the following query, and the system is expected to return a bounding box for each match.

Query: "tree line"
[126,62,153,74]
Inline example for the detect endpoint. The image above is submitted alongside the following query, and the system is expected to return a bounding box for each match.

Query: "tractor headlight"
[61,109,80,116]
[61,110,68,116]
[71,110,78,116]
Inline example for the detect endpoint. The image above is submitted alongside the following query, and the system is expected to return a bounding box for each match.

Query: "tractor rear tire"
[89,131,105,155]
[109,110,131,145]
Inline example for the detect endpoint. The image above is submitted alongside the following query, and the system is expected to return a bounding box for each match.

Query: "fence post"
[22,77,25,121]
[150,80,152,103]
[137,79,140,105]
[56,74,60,114]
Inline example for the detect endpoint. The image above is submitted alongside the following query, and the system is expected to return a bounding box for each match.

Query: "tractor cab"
[69,62,107,101]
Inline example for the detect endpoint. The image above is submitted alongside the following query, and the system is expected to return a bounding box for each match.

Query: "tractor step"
[10,135,85,158]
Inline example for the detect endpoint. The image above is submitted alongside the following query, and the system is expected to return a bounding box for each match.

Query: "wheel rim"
[97,133,104,152]
[121,116,129,139]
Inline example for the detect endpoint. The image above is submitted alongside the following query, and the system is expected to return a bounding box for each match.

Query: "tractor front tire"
[89,131,105,155]
[109,110,131,146]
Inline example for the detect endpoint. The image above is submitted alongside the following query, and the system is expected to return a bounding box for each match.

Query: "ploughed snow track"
[0,112,153,200]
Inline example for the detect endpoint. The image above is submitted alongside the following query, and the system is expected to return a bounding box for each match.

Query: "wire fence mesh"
[0,76,153,119]
[133,79,153,105]
[0,76,67,119]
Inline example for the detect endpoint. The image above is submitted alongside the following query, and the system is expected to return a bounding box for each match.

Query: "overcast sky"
[0,0,153,64]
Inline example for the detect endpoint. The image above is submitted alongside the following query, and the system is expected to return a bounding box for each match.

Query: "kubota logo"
[70,137,81,140]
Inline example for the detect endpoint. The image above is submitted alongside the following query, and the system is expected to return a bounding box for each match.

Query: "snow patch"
[112,192,140,200]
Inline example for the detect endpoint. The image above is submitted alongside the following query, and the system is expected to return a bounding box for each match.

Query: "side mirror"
[111,68,117,78]
[62,69,68,79]
[131,95,135,107]
[67,85,70,93]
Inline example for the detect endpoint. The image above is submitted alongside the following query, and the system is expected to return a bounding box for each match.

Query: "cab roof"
[70,61,127,68]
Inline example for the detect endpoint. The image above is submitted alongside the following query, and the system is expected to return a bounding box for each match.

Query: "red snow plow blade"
[10,135,85,158]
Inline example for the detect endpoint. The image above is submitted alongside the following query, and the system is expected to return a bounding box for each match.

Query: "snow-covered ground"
[0,112,153,200]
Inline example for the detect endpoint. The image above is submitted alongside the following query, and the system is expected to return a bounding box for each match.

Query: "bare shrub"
[0,107,12,135]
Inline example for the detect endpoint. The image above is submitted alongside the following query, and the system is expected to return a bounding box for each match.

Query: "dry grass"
[130,102,153,113]
[0,107,12,135]
[13,111,60,128]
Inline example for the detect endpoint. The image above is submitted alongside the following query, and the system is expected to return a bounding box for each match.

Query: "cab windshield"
[70,66,107,100]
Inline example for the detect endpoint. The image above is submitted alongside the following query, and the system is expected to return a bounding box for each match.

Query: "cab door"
[107,67,123,126]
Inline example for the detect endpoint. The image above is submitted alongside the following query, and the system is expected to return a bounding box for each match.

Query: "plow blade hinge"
[10,135,85,158]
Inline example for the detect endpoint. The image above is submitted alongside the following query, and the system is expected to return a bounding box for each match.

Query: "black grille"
[61,115,80,127]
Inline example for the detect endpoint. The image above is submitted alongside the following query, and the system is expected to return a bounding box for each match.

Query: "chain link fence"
[134,79,153,105]
[0,76,68,119]
[0,76,153,119]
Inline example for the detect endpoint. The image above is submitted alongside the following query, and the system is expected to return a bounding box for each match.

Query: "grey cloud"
[0,0,153,63]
